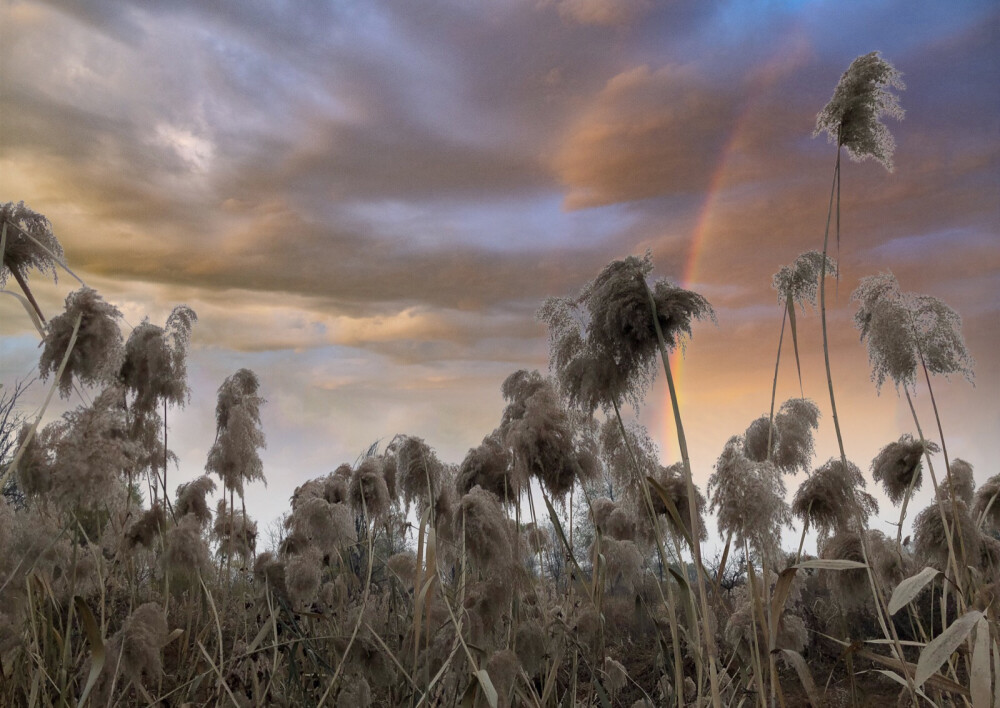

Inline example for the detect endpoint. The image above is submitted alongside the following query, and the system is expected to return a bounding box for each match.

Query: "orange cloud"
[554,65,738,209]
[556,0,651,27]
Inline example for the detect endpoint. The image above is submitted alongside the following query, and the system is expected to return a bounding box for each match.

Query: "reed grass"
[0,51,995,706]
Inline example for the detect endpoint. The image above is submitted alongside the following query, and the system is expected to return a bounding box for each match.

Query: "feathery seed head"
[793,458,877,536]
[914,498,979,572]
[40,287,124,398]
[126,503,166,550]
[0,201,64,288]
[854,273,973,392]
[815,51,904,170]
[348,458,391,518]
[772,251,838,308]
[456,485,513,571]
[285,546,323,610]
[287,496,356,553]
[501,371,595,497]
[391,435,444,506]
[708,437,790,561]
[871,434,937,504]
[774,398,820,473]
[174,475,216,526]
[205,369,266,495]
[973,474,1000,532]
[650,462,707,541]
[743,416,776,463]
[114,603,168,685]
[938,458,975,505]
[164,514,211,579]
[820,531,874,609]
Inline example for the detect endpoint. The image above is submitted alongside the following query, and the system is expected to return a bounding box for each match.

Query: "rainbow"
[662,47,804,456]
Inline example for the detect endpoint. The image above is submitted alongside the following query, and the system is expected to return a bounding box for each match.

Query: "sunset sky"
[2,0,997,553]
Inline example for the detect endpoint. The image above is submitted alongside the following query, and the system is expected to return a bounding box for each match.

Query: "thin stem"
[643,282,721,708]
[918,355,969,574]
[6,263,47,325]
[611,399,685,708]
[820,150,846,466]
[903,389,965,601]
[766,306,788,462]
[795,511,810,565]
[820,144,918,706]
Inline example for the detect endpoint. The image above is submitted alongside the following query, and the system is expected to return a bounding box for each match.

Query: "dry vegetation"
[0,52,997,707]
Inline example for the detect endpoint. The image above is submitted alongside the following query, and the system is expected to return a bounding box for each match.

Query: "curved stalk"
[643,282,721,708]
[766,306,788,461]
[611,399,686,708]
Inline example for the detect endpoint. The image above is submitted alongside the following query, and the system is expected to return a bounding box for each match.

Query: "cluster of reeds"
[0,49,997,707]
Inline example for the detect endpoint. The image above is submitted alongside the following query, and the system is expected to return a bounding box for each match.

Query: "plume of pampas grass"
[708,437,790,561]
[595,537,643,588]
[212,498,257,560]
[13,421,55,496]
[111,603,168,686]
[206,369,266,496]
[386,552,416,586]
[39,287,123,398]
[910,293,975,382]
[793,458,878,536]
[285,546,323,610]
[287,496,356,554]
[820,531,875,609]
[126,503,166,550]
[936,458,974,505]
[815,51,904,169]
[348,458,391,518]
[43,387,133,510]
[581,254,715,378]
[457,431,518,500]
[591,497,617,530]
[515,622,547,678]
[743,416,777,463]
[538,296,652,414]
[870,533,913,592]
[1,201,65,322]
[253,551,288,599]
[979,536,1000,582]
[725,594,808,656]
[286,497,358,553]
[853,273,974,392]
[391,435,443,506]
[772,251,838,308]
[574,605,603,657]
[164,514,211,579]
[599,417,660,498]
[522,523,551,553]
[650,462,707,541]
[974,474,1000,531]
[463,580,512,646]
[481,650,519,708]
[773,398,820,473]
[456,485,513,571]
[870,434,937,504]
[604,656,628,697]
[502,371,596,497]
[606,506,638,541]
[174,475,216,526]
[914,498,979,572]
[336,675,372,708]
[120,306,197,415]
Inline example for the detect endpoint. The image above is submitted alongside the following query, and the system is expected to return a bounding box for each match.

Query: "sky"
[1,0,998,555]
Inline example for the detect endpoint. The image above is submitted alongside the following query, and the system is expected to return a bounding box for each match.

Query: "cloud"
[554,65,740,209]
[556,0,651,27]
